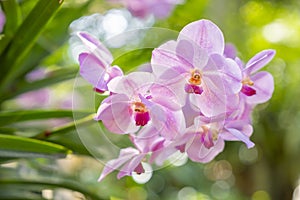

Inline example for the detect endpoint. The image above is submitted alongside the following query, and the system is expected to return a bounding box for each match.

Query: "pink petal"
[117,154,145,179]
[98,147,139,182]
[79,53,107,90]
[178,19,225,55]
[224,128,254,148]
[150,83,184,110]
[95,94,139,134]
[0,7,5,33]
[186,134,225,163]
[151,40,192,79]
[77,31,113,65]
[244,49,276,75]
[204,54,242,94]
[246,71,274,104]
[108,72,154,97]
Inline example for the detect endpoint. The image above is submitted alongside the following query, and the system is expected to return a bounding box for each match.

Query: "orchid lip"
[184,83,203,95]
[132,101,150,126]
[241,85,256,96]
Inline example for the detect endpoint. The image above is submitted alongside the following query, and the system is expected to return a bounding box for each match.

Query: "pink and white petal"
[224,43,237,59]
[178,19,224,55]
[150,83,184,110]
[244,49,276,75]
[77,31,113,65]
[223,127,254,148]
[222,120,253,140]
[95,94,139,134]
[176,39,209,70]
[204,54,242,94]
[186,135,225,163]
[190,79,227,117]
[117,154,145,179]
[79,53,107,89]
[108,72,155,96]
[98,147,139,182]
[246,71,274,104]
[151,40,193,78]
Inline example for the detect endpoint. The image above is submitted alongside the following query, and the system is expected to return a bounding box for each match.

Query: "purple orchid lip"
[241,85,256,96]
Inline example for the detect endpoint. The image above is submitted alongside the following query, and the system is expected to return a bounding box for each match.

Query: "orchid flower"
[95,72,185,136]
[151,19,242,117]
[77,31,123,93]
[240,50,275,104]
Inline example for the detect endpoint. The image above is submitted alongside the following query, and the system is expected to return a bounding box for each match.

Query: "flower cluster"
[76,19,275,182]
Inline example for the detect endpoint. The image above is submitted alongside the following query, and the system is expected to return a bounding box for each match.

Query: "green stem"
[33,114,95,140]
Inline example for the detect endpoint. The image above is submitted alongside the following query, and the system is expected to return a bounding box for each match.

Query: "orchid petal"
[79,53,107,90]
[117,154,145,179]
[98,147,139,182]
[178,19,225,54]
[77,31,113,65]
[224,127,254,148]
[151,40,192,79]
[108,72,155,97]
[244,49,276,75]
[186,134,225,163]
[246,71,274,104]
[95,94,139,134]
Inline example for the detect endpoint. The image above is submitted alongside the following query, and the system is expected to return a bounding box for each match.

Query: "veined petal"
[150,83,184,110]
[186,134,225,163]
[176,39,209,70]
[224,128,254,148]
[77,31,113,65]
[98,147,139,182]
[108,72,155,97]
[244,49,276,75]
[151,40,192,79]
[204,54,242,94]
[95,94,139,134]
[117,154,145,179]
[190,77,227,117]
[79,53,106,90]
[246,71,274,104]
[178,19,225,55]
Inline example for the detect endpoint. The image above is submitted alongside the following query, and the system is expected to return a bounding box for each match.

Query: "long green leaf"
[0,0,64,92]
[33,114,95,140]
[0,134,70,158]
[0,0,22,55]
[0,109,90,126]
[0,178,104,200]
[0,67,78,102]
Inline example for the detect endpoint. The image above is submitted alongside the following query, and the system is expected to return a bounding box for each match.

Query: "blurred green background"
[0,0,300,199]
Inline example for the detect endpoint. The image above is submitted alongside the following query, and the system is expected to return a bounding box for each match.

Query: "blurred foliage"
[0,0,300,200]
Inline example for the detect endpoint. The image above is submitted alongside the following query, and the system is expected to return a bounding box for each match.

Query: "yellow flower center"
[242,76,254,86]
[189,69,202,85]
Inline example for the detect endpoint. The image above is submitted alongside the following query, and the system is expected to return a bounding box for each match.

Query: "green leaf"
[0,0,22,55]
[0,67,78,102]
[0,0,64,93]
[0,134,70,159]
[33,114,95,140]
[0,178,104,200]
[0,110,90,126]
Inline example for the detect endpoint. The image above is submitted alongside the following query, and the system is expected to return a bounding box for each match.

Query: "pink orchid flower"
[151,19,242,117]
[95,72,185,136]
[77,31,123,93]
